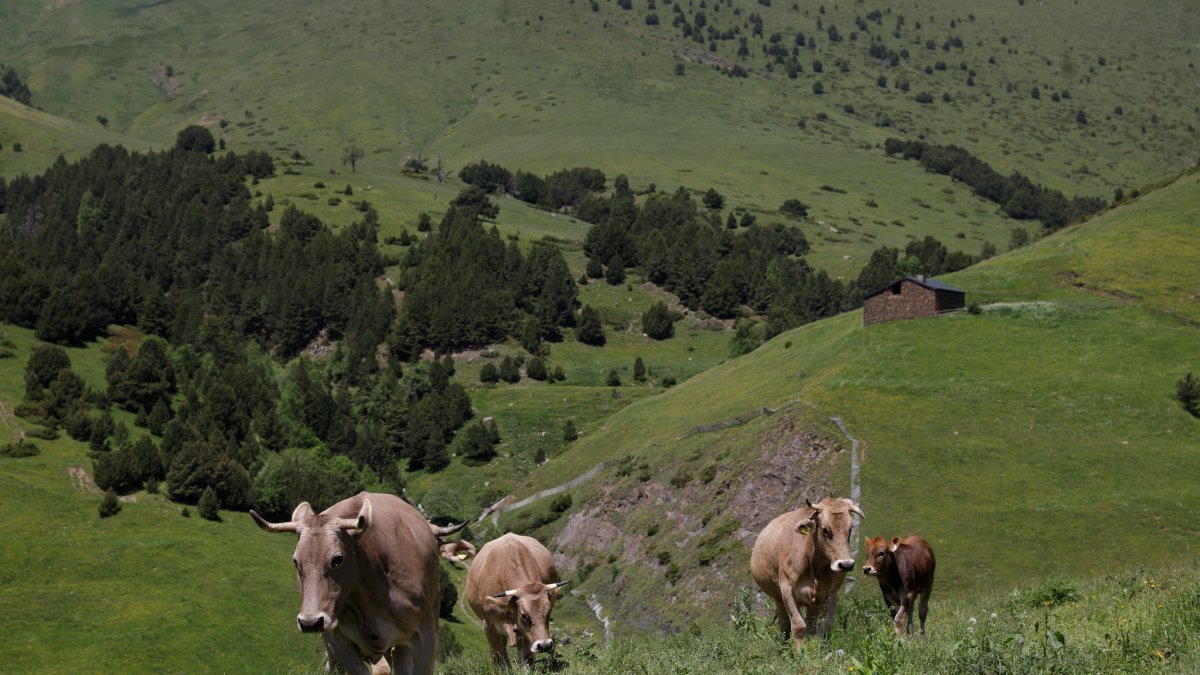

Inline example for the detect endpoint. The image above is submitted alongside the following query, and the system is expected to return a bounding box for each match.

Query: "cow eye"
[822,526,832,539]
[521,612,532,626]
[330,554,344,569]
[292,557,300,571]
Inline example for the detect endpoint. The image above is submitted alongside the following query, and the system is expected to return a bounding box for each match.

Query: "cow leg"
[917,588,932,635]
[323,633,373,675]
[777,582,809,652]
[389,645,414,675]
[772,599,790,642]
[484,623,511,668]
[894,591,916,636]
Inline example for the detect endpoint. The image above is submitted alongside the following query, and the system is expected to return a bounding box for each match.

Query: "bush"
[0,439,39,458]
[780,198,809,219]
[550,493,573,513]
[99,490,121,518]
[438,566,458,619]
[562,419,578,443]
[525,356,548,381]
[198,486,221,521]
[479,363,499,384]
[606,369,621,387]
[642,302,674,340]
[1178,373,1200,417]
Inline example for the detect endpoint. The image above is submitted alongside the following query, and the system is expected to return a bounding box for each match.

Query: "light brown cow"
[862,535,936,635]
[465,533,568,667]
[750,497,865,652]
[250,492,440,675]
[429,520,476,566]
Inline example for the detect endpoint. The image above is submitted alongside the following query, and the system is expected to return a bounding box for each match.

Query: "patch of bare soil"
[552,408,842,632]
[67,466,101,494]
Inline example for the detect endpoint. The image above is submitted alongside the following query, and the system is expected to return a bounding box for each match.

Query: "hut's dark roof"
[865,276,965,299]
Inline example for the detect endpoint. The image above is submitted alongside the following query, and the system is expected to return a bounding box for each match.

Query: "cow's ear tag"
[457,552,469,560]
[798,524,811,536]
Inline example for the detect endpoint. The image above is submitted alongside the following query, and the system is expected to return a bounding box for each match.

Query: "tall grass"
[440,566,1199,673]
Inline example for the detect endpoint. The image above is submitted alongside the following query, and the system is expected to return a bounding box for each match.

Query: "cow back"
[893,536,936,592]
[328,492,440,617]
[467,533,558,607]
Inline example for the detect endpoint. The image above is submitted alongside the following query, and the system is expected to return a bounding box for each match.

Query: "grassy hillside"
[443,564,1200,673]
[495,167,1200,633]
[5,0,1198,275]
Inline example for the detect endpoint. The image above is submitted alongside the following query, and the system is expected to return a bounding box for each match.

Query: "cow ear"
[488,593,517,608]
[889,537,900,553]
[354,498,372,534]
[794,517,816,536]
[291,502,314,522]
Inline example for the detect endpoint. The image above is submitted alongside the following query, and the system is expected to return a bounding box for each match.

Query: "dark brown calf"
[862,535,936,635]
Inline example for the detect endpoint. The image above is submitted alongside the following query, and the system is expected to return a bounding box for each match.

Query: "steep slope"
[500,167,1200,633]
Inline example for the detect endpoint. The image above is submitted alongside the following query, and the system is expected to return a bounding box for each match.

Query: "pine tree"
[99,490,121,518]
[499,356,521,383]
[479,363,499,384]
[575,305,606,346]
[606,369,621,387]
[526,356,549,381]
[198,486,221,521]
[605,255,626,285]
[642,301,675,340]
[633,357,647,382]
[563,419,578,443]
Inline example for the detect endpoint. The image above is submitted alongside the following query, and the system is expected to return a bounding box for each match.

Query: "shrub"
[0,439,39,458]
[198,486,221,521]
[526,356,548,381]
[438,566,458,619]
[479,363,499,384]
[642,302,674,340]
[563,419,578,443]
[550,493,573,513]
[1018,578,1081,607]
[1178,373,1200,417]
[606,369,621,387]
[99,490,121,518]
[780,198,808,219]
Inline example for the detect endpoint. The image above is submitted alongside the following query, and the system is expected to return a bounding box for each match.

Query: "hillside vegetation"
[3,0,1198,275]
[497,167,1200,633]
[0,0,1198,670]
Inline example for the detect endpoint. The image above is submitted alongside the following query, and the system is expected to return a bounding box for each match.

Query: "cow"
[862,535,936,635]
[428,520,476,566]
[465,533,568,667]
[750,497,865,652]
[250,492,441,675]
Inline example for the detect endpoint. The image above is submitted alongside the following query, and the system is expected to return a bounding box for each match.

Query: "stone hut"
[862,275,966,326]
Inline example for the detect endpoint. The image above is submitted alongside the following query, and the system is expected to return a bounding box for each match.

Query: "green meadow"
[1,0,1199,669]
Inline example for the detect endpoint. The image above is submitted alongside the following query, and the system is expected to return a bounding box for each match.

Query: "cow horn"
[249,510,299,533]
[805,497,817,508]
[336,498,372,532]
[492,588,520,598]
[431,520,468,538]
[545,581,571,591]
[849,503,866,519]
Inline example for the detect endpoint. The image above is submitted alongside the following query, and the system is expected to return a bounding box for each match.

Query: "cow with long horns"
[750,497,865,652]
[465,533,567,667]
[250,492,441,675]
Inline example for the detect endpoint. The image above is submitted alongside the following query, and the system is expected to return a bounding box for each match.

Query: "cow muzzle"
[297,613,332,633]
[531,638,555,654]
[832,559,855,572]
[862,565,877,576]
